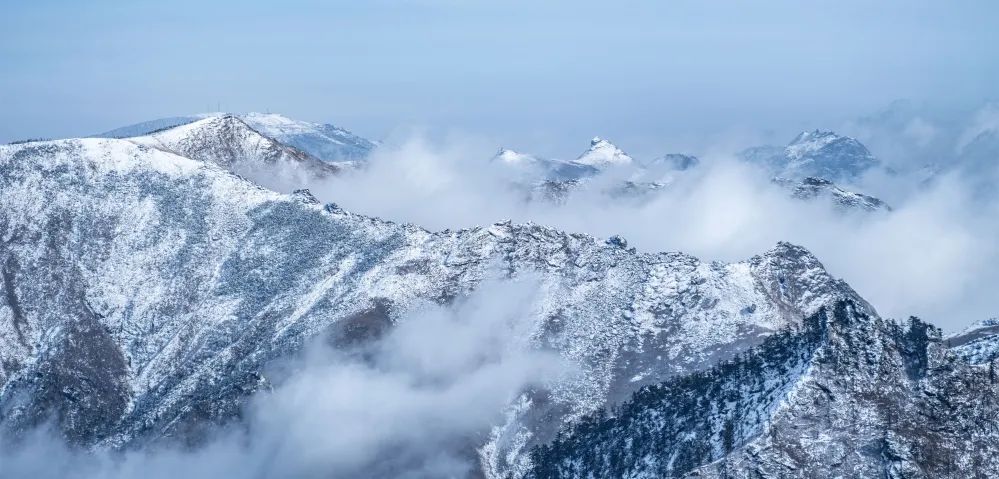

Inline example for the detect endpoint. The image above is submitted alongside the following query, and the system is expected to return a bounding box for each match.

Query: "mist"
[285,123,999,333]
[1,279,571,479]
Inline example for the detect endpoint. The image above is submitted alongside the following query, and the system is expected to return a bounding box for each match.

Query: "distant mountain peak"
[785,129,865,160]
[95,112,377,164]
[740,129,879,184]
[237,112,376,163]
[773,176,891,213]
[493,147,539,166]
[790,129,838,143]
[575,136,633,167]
[125,114,338,193]
[643,153,700,171]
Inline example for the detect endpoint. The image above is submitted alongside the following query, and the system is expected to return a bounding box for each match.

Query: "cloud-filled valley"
[2,100,999,478]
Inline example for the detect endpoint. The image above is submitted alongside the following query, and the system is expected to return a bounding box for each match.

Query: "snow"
[574,136,634,167]
[0,132,867,477]
[494,148,540,166]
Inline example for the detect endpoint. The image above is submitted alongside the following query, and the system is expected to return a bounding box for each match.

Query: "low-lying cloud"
[2,279,569,478]
[300,132,999,332]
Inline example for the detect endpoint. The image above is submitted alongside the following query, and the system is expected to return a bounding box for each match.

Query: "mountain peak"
[575,136,633,167]
[493,148,538,166]
[791,129,838,142]
[738,129,880,183]
[643,153,700,171]
[237,112,376,162]
[95,112,376,164]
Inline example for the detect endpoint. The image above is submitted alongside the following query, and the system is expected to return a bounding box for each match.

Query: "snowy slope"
[742,130,880,184]
[947,318,999,364]
[574,137,634,168]
[127,115,338,193]
[773,176,891,213]
[492,148,599,181]
[0,138,862,475]
[529,301,999,478]
[239,112,377,163]
[96,112,376,165]
[641,153,700,172]
[93,114,218,139]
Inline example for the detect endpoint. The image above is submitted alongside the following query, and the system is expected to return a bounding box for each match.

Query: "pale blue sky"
[2,0,997,157]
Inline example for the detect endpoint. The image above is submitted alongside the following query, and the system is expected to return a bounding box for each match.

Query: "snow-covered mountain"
[1,124,997,478]
[529,301,999,478]
[2,137,869,471]
[491,148,598,181]
[94,114,217,139]
[774,176,891,213]
[96,112,376,164]
[947,318,999,364]
[742,130,881,184]
[574,137,634,168]
[126,115,338,193]
[494,140,886,214]
[239,112,377,164]
[492,140,661,204]
[641,152,700,172]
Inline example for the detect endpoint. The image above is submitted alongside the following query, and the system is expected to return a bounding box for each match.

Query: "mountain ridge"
[1,137,865,477]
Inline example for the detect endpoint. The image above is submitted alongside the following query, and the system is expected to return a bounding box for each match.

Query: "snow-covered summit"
[783,130,878,182]
[493,148,541,167]
[239,112,376,163]
[574,136,634,168]
[94,113,220,139]
[741,130,880,184]
[127,115,338,192]
[95,112,377,164]
[947,317,999,364]
[773,176,891,213]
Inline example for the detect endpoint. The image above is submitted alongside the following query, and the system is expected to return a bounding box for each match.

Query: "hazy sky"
[2,0,997,157]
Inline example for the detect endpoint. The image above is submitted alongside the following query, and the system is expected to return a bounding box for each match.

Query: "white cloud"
[298,135,999,331]
[1,279,571,479]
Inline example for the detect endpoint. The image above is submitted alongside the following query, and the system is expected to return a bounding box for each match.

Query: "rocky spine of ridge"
[742,130,881,184]
[96,112,377,165]
[126,114,339,192]
[773,176,891,213]
[526,300,999,478]
[238,112,377,164]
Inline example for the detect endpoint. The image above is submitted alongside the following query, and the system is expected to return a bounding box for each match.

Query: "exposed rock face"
[774,176,891,213]
[127,115,339,192]
[742,130,881,184]
[947,318,999,364]
[491,148,598,182]
[527,301,999,479]
[643,153,700,172]
[238,112,377,164]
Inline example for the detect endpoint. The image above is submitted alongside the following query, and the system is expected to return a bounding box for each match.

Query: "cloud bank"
[1,279,569,479]
[297,130,999,332]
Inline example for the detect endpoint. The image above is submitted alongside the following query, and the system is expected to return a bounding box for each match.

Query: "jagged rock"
[742,130,880,184]
[527,301,999,478]
[774,176,891,213]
